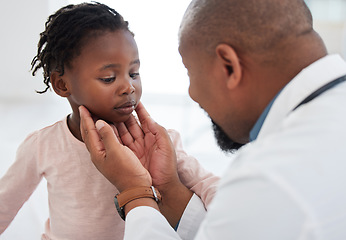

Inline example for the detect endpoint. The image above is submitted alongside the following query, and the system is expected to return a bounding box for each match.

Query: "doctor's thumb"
[95,120,120,149]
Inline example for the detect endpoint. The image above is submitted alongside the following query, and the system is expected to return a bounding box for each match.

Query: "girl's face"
[64,30,142,123]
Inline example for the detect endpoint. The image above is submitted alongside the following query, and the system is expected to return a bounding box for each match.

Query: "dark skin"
[50,28,192,226]
[81,0,328,226]
[81,34,327,221]
[50,30,142,142]
[79,103,193,227]
[178,33,327,145]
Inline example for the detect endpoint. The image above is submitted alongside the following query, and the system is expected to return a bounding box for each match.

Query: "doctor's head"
[178,0,327,151]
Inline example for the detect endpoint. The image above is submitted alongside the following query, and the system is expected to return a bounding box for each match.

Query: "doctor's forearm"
[157,181,194,227]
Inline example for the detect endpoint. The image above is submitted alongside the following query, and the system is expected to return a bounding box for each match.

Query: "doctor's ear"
[215,44,242,90]
[50,71,71,97]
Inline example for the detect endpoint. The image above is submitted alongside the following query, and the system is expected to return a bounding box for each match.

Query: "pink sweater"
[0,117,219,240]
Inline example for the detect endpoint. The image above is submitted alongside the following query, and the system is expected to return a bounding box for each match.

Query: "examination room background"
[0,0,345,239]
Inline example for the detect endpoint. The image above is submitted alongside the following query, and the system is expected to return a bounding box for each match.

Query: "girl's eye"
[130,73,140,79]
[99,77,116,83]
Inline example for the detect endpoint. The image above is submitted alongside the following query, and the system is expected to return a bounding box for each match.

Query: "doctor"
[80,0,346,239]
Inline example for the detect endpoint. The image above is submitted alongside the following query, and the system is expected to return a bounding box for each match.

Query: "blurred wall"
[0,0,345,102]
[0,0,345,239]
[308,0,346,58]
[314,20,346,58]
[0,0,68,102]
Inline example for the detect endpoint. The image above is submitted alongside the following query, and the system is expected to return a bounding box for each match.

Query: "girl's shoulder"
[19,117,69,149]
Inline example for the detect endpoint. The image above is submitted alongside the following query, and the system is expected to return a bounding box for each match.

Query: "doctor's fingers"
[135,102,152,133]
[79,105,105,155]
[116,115,144,144]
[109,124,122,144]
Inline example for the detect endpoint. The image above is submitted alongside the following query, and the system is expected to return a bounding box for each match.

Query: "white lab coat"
[124,54,346,240]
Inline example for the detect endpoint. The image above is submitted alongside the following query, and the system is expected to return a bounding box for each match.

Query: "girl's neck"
[67,113,83,142]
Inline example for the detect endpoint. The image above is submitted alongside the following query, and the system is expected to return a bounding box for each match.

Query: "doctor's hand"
[114,102,180,190]
[80,103,193,226]
[113,102,193,226]
[79,105,152,192]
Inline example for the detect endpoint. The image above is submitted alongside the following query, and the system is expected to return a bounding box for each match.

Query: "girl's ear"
[215,44,242,90]
[50,71,71,97]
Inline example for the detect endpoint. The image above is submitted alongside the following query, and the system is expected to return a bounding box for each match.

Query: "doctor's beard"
[211,119,244,153]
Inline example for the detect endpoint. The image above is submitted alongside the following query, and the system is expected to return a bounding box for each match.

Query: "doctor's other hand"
[115,102,181,190]
[114,103,193,226]
[79,105,152,192]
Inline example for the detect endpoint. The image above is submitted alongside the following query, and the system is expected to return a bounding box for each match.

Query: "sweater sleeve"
[0,132,43,234]
[167,129,220,209]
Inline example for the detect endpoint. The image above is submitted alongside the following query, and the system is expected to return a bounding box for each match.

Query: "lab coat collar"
[256,54,346,141]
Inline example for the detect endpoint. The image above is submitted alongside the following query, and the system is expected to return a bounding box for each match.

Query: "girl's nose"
[118,78,135,95]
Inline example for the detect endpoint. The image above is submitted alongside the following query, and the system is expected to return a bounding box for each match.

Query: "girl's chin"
[101,114,133,124]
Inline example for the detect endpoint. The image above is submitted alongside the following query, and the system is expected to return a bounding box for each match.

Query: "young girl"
[0,3,219,240]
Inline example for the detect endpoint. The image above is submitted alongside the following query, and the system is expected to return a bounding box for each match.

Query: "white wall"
[0,0,68,102]
[0,1,229,239]
[308,0,346,58]
[0,0,45,101]
[0,1,69,239]
[0,0,345,239]
[314,21,346,57]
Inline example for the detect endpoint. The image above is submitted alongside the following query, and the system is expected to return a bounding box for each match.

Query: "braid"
[31,2,132,94]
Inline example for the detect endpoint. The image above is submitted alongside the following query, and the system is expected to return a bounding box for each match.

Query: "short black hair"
[31,2,132,93]
[180,0,313,56]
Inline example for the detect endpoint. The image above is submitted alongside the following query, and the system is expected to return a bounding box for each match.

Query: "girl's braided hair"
[31,2,132,93]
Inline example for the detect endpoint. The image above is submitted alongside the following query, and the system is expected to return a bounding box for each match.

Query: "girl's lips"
[114,102,136,115]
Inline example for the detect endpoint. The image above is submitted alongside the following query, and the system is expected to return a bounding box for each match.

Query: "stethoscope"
[292,75,346,111]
